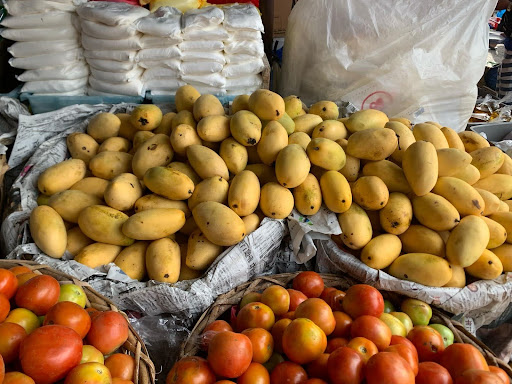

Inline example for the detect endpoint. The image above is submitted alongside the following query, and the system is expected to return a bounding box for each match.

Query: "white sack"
[76,1,150,26]
[89,76,145,97]
[223,3,264,32]
[182,6,223,31]
[183,27,229,41]
[142,67,180,81]
[1,27,78,42]
[144,78,186,91]
[140,36,182,48]
[86,58,138,72]
[133,6,182,38]
[82,33,142,51]
[181,51,225,64]
[225,74,262,89]
[181,61,224,75]
[8,40,80,58]
[80,19,138,40]
[181,73,226,88]
[226,30,261,41]
[10,49,84,70]
[18,63,89,81]
[136,47,182,62]
[84,50,137,62]
[1,12,74,28]
[21,77,88,94]
[4,0,81,16]
[178,40,224,51]
[225,53,259,64]
[138,59,181,71]
[222,59,265,78]
[90,67,144,83]
[224,39,264,56]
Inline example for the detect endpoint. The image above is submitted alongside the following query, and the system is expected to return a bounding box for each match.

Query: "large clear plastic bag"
[280,0,496,132]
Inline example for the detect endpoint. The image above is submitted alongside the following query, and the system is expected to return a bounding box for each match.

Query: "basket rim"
[0,259,156,384]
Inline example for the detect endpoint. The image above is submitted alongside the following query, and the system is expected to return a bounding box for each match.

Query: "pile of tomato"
[168,271,510,384]
[0,266,135,384]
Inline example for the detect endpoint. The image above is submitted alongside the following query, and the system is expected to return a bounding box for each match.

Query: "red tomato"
[242,328,274,364]
[261,286,290,316]
[112,379,133,384]
[64,362,111,384]
[455,369,504,384]
[240,293,263,309]
[16,273,38,287]
[407,326,445,362]
[350,315,391,351]
[279,311,295,320]
[439,344,489,380]
[271,319,292,354]
[19,325,83,384]
[3,372,36,384]
[327,347,364,384]
[0,355,4,384]
[292,272,324,298]
[0,322,27,363]
[43,301,91,338]
[342,284,384,319]
[237,362,270,384]
[326,338,348,353]
[282,318,327,365]
[319,287,337,302]
[166,356,216,384]
[325,290,345,312]
[294,298,336,336]
[15,275,60,316]
[0,269,18,300]
[237,302,275,332]
[416,362,453,384]
[384,344,419,375]
[365,352,415,384]
[287,289,307,311]
[270,362,307,384]
[305,354,329,381]
[347,337,378,364]
[489,366,509,384]
[87,311,129,355]
[200,320,233,351]
[9,266,32,276]
[215,382,235,384]
[0,294,10,323]
[390,335,416,351]
[207,331,252,378]
[304,380,327,384]
[331,311,352,338]
[104,354,135,380]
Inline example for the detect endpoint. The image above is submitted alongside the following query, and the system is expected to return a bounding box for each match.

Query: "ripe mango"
[288,132,311,151]
[186,230,224,271]
[361,234,402,270]
[193,94,225,121]
[135,194,190,217]
[489,212,512,243]
[412,123,449,149]
[432,177,485,216]
[30,205,67,258]
[89,151,133,180]
[337,203,372,250]
[470,147,505,179]
[88,112,121,142]
[67,132,99,165]
[384,121,415,163]
[451,164,480,185]
[188,176,229,211]
[312,120,347,141]
[144,167,195,201]
[114,241,148,281]
[412,193,460,231]
[309,100,339,120]
[38,159,87,196]
[389,253,453,287]
[293,114,323,135]
[193,201,246,246]
[480,217,507,249]
[379,192,412,235]
[248,89,285,121]
[275,144,311,188]
[362,160,411,194]
[131,105,162,131]
[49,190,102,223]
[352,176,389,211]
[465,249,503,280]
[399,225,445,257]
[320,171,352,213]
[346,128,398,161]
[146,238,181,283]
[307,138,346,171]
[345,109,389,133]
[257,121,289,165]
[231,94,250,114]
[473,174,512,200]
[187,144,229,181]
[443,264,466,288]
[219,138,248,175]
[70,177,108,200]
[402,141,438,196]
[497,154,512,176]
[446,215,489,267]
[228,170,260,217]
[440,126,465,151]
[293,173,322,216]
[476,188,501,216]
[436,148,472,177]
[175,85,201,113]
[284,95,303,119]
[74,243,122,269]
[459,131,490,153]
[245,163,277,185]
[492,243,512,272]
[77,205,134,246]
[170,124,201,157]
[230,110,262,146]
[259,182,294,219]
[66,227,93,257]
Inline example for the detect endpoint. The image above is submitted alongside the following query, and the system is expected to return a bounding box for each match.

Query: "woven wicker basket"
[181,272,512,377]
[0,260,156,384]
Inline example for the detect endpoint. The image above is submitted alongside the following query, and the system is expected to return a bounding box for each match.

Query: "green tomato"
[401,298,432,326]
[390,311,414,334]
[263,352,285,373]
[429,324,454,348]
[383,299,395,313]
[59,284,87,308]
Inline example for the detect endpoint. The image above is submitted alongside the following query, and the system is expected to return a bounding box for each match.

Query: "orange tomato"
[347,337,379,364]
[0,294,10,323]
[292,272,324,298]
[241,328,274,364]
[282,318,327,365]
[237,362,270,384]
[207,331,252,378]
[407,326,445,362]
[112,379,133,384]
[390,335,416,351]
[327,347,364,384]
[15,275,60,316]
[237,303,275,332]
[0,269,18,299]
[455,369,504,384]
[215,382,235,384]
[287,289,307,311]
[385,344,419,376]
[4,308,40,334]
[271,318,291,354]
[261,286,290,316]
[87,311,129,355]
[0,322,27,363]
[3,372,35,384]
[44,301,91,338]
[9,266,32,276]
[16,273,38,286]
[279,311,295,320]
[0,354,4,384]
[306,353,329,381]
[416,362,453,384]
[80,345,104,364]
[240,293,262,309]
[326,338,348,353]
[350,315,391,351]
[331,311,352,338]
[342,284,384,319]
[269,361,307,384]
[294,298,336,336]
[365,352,415,384]
[439,344,489,380]
[200,320,233,351]
[64,363,112,384]
[489,366,509,384]
[325,290,345,312]
[319,287,337,302]
[304,380,327,384]
[166,356,216,384]
[104,354,135,380]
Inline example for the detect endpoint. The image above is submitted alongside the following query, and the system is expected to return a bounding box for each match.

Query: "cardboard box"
[273,0,293,37]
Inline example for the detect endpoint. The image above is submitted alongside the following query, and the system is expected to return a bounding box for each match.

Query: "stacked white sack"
[1,0,89,95]
[180,6,228,96]
[76,1,149,97]
[222,4,265,95]
[133,7,185,95]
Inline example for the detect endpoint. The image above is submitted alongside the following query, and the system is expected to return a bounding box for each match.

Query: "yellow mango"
[78,205,134,246]
[389,117,412,128]
[312,120,347,141]
[242,213,261,236]
[228,170,260,217]
[231,94,250,114]
[345,109,389,133]
[452,164,480,185]
[492,243,512,272]
[443,264,466,288]
[175,85,201,112]
[132,131,155,153]
[497,154,512,176]
[293,173,322,216]
[412,123,449,149]
[67,132,99,165]
[131,105,162,131]
[146,238,181,283]
[339,153,360,182]
[352,176,389,211]
[197,115,231,143]
[132,133,174,179]
[49,190,102,223]
[465,249,503,280]
[293,114,323,135]
[193,94,225,121]
[489,212,512,243]
[188,176,229,211]
[459,131,490,153]
[476,188,501,216]
[98,137,131,154]
[154,112,176,135]
[104,173,143,212]
[248,89,285,121]
[402,141,438,196]
[389,253,453,287]
[473,174,512,200]
[384,121,415,163]
[117,112,138,141]
[114,241,148,281]
[245,163,277,185]
[275,144,311,188]
[436,148,472,177]
[167,161,202,185]
[425,121,442,128]
[144,167,195,200]
[362,160,411,194]
[180,216,199,236]
[440,126,465,151]
[135,194,190,217]
[288,132,311,151]
[412,193,460,231]
[309,100,339,120]
[230,110,262,147]
[337,203,372,250]
[257,121,289,165]
[320,171,352,213]
[346,128,398,161]
[259,182,295,219]
[74,243,122,269]
[122,208,185,240]
[66,227,93,256]
[70,177,108,200]
[30,205,67,258]
[470,147,505,179]
[169,124,201,157]
[192,201,246,246]
[187,144,230,180]
[87,112,121,142]
[446,215,490,267]
[499,201,510,212]
[480,216,507,249]
[379,192,412,235]
[186,230,224,271]
[361,234,402,270]
[38,159,87,196]
[306,138,346,171]
[284,95,303,119]
[506,200,512,211]
[246,145,261,164]
[89,151,133,180]
[432,177,485,216]
[172,110,196,130]
[399,225,445,257]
